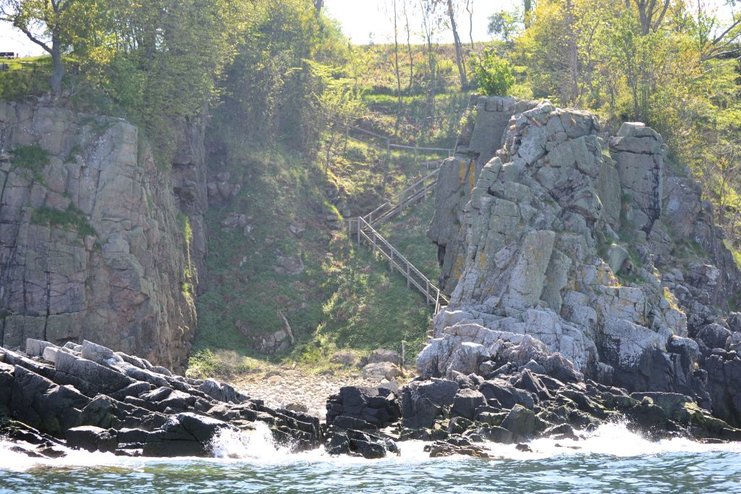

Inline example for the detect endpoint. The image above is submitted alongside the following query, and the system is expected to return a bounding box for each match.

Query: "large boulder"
[401,379,458,429]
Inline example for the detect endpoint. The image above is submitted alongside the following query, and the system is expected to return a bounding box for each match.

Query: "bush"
[471,48,515,96]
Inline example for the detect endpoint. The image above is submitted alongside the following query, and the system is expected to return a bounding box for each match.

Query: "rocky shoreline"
[1,338,739,461]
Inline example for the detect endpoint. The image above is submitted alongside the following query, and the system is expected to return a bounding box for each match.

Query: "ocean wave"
[2,422,741,471]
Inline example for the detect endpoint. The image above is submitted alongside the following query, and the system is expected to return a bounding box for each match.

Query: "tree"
[471,48,515,95]
[402,0,414,91]
[419,0,444,102]
[445,0,468,88]
[0,0,88,95]
[487,10,522,43]
[465,0,474,47]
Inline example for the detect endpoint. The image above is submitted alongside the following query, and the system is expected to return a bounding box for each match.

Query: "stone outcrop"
[0,101,204,370]
[3,338,739,461]
[428,96,538,292]
[0,339,321,458]
[424,97,741,427]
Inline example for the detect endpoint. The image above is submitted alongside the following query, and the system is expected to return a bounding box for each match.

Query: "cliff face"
[423,97,741,426]
[0,101,200,370]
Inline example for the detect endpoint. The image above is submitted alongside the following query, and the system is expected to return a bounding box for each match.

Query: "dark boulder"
[10,366,89,436]
[66,426,118,453]
[326,386,400,429]
[451,388,486,420]
[696,323,732,353]
[704,354,741,427]
[500,404,543,439]
[514,369,552,400]
[325,429,398,459]
[53,350,134,396]
[401,379,458,429]
[478,379,535,409]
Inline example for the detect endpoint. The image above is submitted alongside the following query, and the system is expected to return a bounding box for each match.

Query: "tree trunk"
[392,0,403,134]
[403,0,414,92]
[50,35,64,96]
[565,0,579,104]
[465,0,474,48]
[446,0,468,89]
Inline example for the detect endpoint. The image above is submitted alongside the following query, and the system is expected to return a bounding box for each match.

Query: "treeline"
[504,0,740,252]
[374,0,740,255]
[0,0,355,156]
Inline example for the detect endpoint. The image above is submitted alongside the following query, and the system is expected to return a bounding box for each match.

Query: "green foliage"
[30,204,95,237]
[471,48,515,96]
[511,0,741,249]
[0,58,51,99]
[10,144,49,181]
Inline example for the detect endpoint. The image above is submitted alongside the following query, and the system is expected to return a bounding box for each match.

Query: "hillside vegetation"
[1,0,737,377]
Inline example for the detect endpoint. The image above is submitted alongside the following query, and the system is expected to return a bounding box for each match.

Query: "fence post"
[357,218,361,245]
[406,263,410,288]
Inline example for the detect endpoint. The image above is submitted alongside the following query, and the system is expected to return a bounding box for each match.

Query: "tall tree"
[465,0,474,47]
[445,0,468,88]
[391,0,403,132]
[0,0,84,95]
[419,0,442,101]
[402,0,414,91]
[626,0,671,35]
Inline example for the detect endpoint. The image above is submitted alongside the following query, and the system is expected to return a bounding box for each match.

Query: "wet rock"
[401,379,459,429]
[66,426,118,453]
[326,429,398,459]
[500,404,542,439]
[451,388,486,421]
[326,386,400,430]
[424,439,490,458]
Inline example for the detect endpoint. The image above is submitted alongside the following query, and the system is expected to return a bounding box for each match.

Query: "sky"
[323,0,511,45]
[2,0,735,55]
[1,0,511,56]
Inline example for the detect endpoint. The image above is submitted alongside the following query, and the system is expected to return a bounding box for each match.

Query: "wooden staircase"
[347,157,450,314]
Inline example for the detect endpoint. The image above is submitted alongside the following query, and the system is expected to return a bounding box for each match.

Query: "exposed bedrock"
[423,97,741,427]
[0,101,206,370]
[0,339,321,458]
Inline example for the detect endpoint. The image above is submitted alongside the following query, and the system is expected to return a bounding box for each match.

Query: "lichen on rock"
[423,96,741,427]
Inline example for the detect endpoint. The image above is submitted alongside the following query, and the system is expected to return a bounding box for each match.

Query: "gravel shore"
[231,367,410,419]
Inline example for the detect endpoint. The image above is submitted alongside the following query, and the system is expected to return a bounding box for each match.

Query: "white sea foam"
[2,422,741,472]
[483,422,741,460]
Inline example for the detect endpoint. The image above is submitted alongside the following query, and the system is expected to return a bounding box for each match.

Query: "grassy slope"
[189,46,468,377]
[190,129,446,377]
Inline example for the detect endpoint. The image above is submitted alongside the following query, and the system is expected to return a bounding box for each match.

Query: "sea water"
[1,423,740,493]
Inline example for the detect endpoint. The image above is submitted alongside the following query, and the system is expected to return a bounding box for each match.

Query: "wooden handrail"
[355,217,449,309]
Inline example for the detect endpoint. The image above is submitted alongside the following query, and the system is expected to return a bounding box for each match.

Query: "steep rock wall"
[422,100,741,425]
[0,101,199,370]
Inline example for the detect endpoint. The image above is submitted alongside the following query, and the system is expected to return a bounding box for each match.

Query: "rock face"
[428,96,538,292]
[424,97,741,426]
[0,339,321,457]
[0,101,202,370]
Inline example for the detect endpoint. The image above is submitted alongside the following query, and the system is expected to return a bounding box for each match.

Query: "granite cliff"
[0,100,205,371]
[422,96,741,427]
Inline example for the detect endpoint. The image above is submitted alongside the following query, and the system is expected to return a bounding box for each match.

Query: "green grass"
[296,246,433,367]
[378,199,440,282]
[0,57,51,100]
[31,204,96,237]
[10,145,49,182]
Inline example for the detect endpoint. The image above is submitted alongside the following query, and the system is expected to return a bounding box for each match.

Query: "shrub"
[471,48,515,96]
